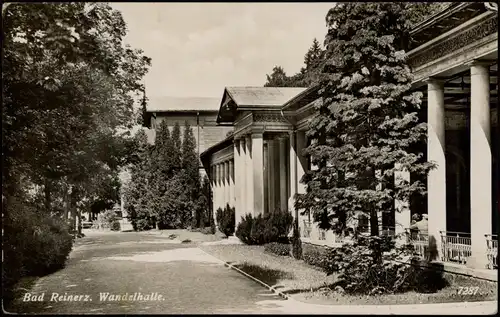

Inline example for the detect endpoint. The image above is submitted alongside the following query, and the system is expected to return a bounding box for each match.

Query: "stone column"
[252,132,265,216]
[268,138,277,212]
[289,131,297,216]
[224,161,229,208]
[234,139,242,228]
[279,136,288,212]
[229,160,235,208]
[427,78,447,261]
[212,165,217,217]
[264,141,269,215]
[394,164,410,242]
[240,138,247,218]
[221,161,225,208]
[216,164,222,211]
[245,135,254,216]
[272,139,280,210]
[468,62,492,269]
[219,163,224,210]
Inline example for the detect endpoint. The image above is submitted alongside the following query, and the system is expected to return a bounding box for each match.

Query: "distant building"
[143,96,234,176]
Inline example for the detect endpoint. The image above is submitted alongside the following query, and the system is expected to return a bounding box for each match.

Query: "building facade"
[144,96,234,174]
[201,2,498,271]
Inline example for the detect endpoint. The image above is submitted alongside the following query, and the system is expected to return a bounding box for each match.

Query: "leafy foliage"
[96,209,120,230]
[3,193,73,302]
[302,243,335,271]
[236,210,294,245]
[216,204,236,236]
[326,235,447,294]
[2,3,150,300]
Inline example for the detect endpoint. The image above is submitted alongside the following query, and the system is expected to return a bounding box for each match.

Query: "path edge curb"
[197,248,290,300]
[197,247,498,311]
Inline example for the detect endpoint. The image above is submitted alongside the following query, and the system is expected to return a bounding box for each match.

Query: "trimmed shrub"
[265,242,291,256]
[24,217,74,276]
[235,213,254,244]
[110,220,121,231]
[216,204,235,236]
[134,218,152,231]
[235,210,294,245]
[3,199,73,302]
[97,209,120,229]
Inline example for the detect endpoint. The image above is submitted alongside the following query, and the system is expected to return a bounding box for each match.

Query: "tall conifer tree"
[296,3,434,238]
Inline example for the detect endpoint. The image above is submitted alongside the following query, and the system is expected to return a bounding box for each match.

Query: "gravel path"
[6,231,286,314]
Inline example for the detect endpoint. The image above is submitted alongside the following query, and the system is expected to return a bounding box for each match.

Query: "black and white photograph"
[2,1,498,314]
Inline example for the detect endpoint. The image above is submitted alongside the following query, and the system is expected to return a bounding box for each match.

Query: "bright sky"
[111,2,335,98]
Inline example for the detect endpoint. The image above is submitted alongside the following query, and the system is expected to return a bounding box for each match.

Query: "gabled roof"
[225,87,307,107]
[217,87,307,124]
[146,96,221,113]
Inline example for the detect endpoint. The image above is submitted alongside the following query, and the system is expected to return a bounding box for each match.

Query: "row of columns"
[228,131,309,230]
[211,159,235,213]
[233,133,264,226]
[265,137,290,213]
[427,61,492,269]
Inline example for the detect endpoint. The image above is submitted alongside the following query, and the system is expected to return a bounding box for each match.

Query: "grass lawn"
[200,244,337,293]
[201,244,498,305]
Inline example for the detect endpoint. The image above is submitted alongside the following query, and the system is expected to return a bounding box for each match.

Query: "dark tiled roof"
[225,87,307,107]
[146,96,221,112]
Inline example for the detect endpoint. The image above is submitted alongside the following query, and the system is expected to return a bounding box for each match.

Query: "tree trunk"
[64,182,70,220]
[370,209,379,236]
[44,178,51,213]
[70,186,78,236]
[77,207,82,236]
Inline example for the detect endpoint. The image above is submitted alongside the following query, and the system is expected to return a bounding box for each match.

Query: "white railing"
[486,234,498,269]
[302,219,312,238]
[406,228,429,258]
[440,231,472,265]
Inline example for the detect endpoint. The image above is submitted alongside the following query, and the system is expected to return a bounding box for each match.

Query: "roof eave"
[145,109,219,113]
[281,84,320,111]
[199,134,234,161]
[410,3,472,37]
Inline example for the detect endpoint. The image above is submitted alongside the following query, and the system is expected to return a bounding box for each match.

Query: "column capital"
[251,131,264,138]
[250,126,265,136]
[466,59,494,68]
[424,77,446,85]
